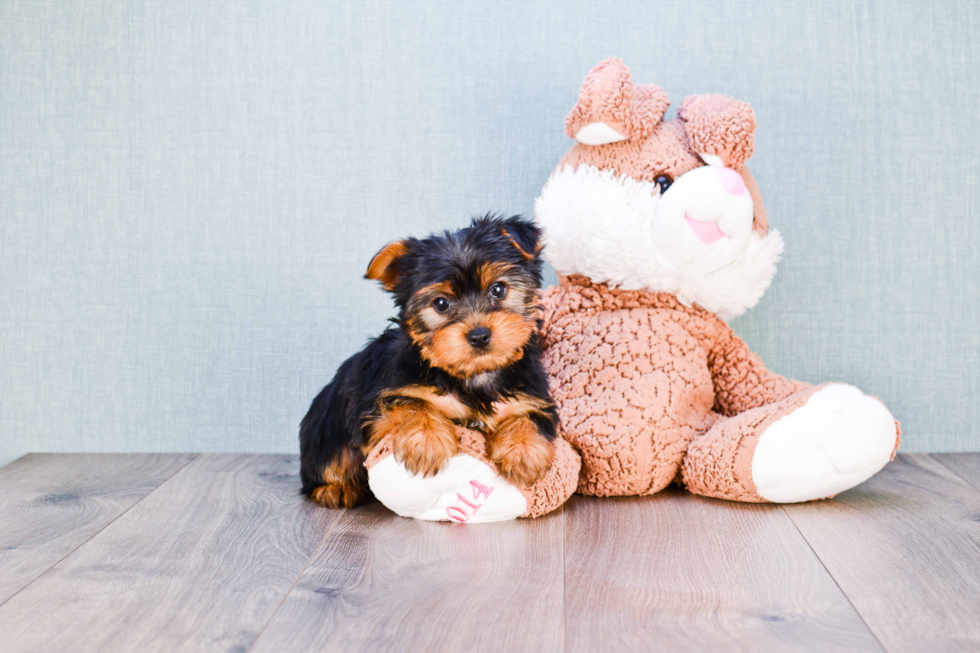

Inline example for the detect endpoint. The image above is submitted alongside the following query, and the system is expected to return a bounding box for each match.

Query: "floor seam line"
[780,504,890,653]
[926,453,980,495]
[246,507,348,652]
[0,453,200,610]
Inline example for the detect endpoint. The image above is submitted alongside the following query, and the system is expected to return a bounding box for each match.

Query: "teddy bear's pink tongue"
[685,216,726,244]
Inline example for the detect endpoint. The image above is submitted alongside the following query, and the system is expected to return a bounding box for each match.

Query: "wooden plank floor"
[0,453,976,653]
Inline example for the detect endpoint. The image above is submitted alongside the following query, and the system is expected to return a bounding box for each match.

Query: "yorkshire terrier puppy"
[299,214,559,509]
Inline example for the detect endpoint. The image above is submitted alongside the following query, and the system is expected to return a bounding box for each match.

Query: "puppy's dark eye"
[432,297,451,313]
[489,282,507,299]
[655,175,673,194]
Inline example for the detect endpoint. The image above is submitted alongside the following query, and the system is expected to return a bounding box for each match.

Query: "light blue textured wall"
[1,0,978,466]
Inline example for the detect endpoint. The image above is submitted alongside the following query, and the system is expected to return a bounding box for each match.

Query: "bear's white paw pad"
[752,384,898,503]
[368,454,528,523]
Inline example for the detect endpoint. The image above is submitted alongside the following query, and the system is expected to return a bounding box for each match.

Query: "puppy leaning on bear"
[299,215,559,509]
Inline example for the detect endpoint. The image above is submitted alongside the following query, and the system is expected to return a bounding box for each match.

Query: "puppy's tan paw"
[393,424,458,477]
[372,403,458,477]
[489,416,555,487]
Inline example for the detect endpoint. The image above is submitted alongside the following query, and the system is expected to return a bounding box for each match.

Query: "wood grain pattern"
[0,453,196,605]
[933,452,980,492]
[0,454,341,653]
[250,501,565,653]
[3,453,979,652]
[784,454,980,653]
[563,490,883,653]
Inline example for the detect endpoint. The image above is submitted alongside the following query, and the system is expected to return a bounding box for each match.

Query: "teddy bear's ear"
[565,58,668,146]
[678,94,756,169]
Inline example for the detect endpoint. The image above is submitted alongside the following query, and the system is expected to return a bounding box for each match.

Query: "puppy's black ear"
[365,240,409,290]
[499,217,542,261]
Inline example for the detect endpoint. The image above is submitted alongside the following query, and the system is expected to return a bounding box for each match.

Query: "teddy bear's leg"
[682,383,900,503]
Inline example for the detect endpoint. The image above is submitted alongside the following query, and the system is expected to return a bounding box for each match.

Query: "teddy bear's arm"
[705,318,811,416]
[538,278,808,416]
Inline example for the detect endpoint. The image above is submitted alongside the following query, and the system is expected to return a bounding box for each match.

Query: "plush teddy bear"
[534,58,900,502]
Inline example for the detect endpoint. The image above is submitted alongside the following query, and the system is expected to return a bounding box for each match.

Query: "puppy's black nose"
[466,327,491,349]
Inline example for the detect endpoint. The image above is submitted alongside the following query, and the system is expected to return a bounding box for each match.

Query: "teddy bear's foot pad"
[368,454,529,523]
[751,384,898,503]
[366,427,582,522]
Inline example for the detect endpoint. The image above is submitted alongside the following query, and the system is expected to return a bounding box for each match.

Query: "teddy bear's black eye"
[432,297,451,313]
[655,175,673,194]
[489,282,507,299]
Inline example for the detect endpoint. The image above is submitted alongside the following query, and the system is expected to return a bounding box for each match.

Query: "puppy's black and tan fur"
[299,215,558,509]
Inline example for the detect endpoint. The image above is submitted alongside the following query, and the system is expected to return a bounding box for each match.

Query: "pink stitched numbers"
[446,480,495,522]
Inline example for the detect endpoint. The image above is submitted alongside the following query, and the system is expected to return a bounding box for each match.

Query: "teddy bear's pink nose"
[716,167,745,195]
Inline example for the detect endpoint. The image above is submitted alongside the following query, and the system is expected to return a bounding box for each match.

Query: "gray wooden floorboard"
[783,454,980,653]
[0,453,196,605]
[932,452,980,493]
[562,490,882,653]
[2,453,978,652]
[249,500,565,653]
[0,454,341,653]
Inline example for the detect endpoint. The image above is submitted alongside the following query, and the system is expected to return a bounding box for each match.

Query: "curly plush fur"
[534,59,900,503]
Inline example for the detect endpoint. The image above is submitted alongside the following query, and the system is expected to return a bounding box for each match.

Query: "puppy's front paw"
[373,404,458,477]
[488,417,555,487]
[393,425,458,477]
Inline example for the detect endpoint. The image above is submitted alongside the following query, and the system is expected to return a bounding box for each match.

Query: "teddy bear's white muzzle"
[652,165,755,275]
